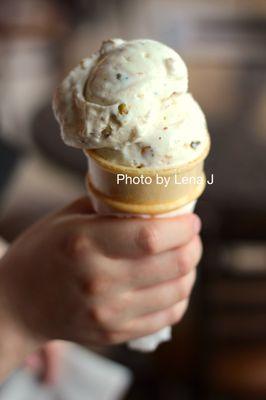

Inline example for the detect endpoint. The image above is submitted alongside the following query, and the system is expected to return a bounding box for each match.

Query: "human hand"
[0,197,202,349]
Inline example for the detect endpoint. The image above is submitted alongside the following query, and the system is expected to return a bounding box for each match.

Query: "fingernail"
[193,215,202,234]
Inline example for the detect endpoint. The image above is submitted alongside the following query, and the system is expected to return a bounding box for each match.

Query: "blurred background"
[0,0,266,399]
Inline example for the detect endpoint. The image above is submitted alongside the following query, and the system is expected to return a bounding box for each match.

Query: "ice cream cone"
[84,138,210,216]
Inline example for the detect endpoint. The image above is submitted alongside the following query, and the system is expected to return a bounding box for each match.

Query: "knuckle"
[180,271,196,300]
[85,275,110,296]
[177,235,203,275]
[169,308,180,324]
[169,303,187,325]
[178,279,191,300]
[137,224,160,254]
[177,247,191,275]
[194,235,203,263]
[178,285,188,301]
[88,305,111,327]
[106,296,130,324]
[189,270,197,291]
[66,232,90,261]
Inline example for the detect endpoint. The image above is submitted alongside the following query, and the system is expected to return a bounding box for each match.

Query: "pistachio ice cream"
[53,38,210,168]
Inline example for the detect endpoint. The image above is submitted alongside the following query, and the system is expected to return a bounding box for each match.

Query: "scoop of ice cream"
[53,38,210,168]
[96,92,208,168]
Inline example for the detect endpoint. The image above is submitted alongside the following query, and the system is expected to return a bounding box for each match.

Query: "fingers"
[86,270,196,332]
[90,213,201,258]
[124,299,189,341]
[126,235,202,289]
[74,234,201,300]
[120,270,196,322]
[99,299,189,345]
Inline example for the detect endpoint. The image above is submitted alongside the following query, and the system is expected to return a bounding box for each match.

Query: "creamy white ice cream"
[53,38,210,168]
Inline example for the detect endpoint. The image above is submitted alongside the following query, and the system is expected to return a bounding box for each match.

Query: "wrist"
[0,256,43,382]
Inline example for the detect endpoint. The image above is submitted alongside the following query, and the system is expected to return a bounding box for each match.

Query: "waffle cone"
[84,140,210,215]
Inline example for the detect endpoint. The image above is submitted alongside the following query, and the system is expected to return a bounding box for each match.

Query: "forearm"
[0,249,40,382]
